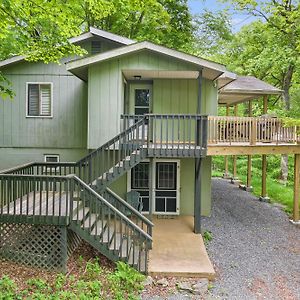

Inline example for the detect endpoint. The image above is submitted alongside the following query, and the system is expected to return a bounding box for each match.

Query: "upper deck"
[207,116,300,155]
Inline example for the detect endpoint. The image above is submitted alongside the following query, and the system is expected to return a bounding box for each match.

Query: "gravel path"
[203,178,300,300]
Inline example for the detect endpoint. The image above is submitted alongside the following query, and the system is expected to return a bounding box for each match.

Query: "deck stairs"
[0,116,153,273]
[0,114,208,273]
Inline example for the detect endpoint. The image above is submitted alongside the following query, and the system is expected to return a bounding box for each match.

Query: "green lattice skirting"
[0,223,81,272]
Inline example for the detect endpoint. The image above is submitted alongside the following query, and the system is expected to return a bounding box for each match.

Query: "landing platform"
[148,216,215,279]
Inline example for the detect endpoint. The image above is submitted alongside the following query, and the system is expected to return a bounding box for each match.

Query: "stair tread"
[90,220,107,236]
[82,213,98,229]
[72,207,90,221]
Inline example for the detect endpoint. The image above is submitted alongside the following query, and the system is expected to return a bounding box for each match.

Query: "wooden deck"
[0,191,79,225]
[1,191,71,217]
[207,142,300,155]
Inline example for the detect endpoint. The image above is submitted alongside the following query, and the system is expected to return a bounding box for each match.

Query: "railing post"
[202,116,208,154]
[69,177,74,223]
[250,118,257,145]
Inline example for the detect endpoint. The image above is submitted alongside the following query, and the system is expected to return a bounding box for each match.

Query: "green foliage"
[215,0,300,114]
[109,261,145,296]
[0,276,17,300]
[84,258,102,280]
[193,9,233,58]
[0,261,144,299]
[203,230,213,245]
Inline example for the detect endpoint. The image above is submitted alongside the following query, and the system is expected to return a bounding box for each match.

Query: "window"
[44,155,59,163]
[27,83,52,117]
[43,154,60,173]
[131,162,149,189]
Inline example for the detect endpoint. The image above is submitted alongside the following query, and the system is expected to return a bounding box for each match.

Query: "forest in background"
[0,0,299,212]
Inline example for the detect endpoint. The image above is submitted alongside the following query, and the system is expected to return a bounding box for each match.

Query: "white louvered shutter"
[40,84,51,116]
[28,84,39,116]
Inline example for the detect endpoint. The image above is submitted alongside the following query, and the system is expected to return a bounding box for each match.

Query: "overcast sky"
[188,0,258,31]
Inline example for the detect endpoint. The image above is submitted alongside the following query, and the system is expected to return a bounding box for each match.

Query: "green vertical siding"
[105,157,211,217]
[88,50,200,148]
[0,148,88,171]
[0,61,88,149]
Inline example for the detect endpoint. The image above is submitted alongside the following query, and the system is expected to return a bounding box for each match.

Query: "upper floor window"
[26,83,53,117]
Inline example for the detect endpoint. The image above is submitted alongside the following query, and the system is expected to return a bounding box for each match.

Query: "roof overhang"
[69,27,135,45]
[218,76,282,105]
[0,27,135,69]
[66,41,226,81]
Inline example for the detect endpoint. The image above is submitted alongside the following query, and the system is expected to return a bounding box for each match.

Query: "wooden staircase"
[0,114,208,273]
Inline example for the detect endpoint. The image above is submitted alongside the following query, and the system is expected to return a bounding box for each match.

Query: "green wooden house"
[0,28,298,275]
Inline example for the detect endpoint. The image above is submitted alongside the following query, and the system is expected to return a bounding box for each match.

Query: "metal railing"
[208,116,300,145]
[102,188,153,238]
[122,114,208,156]
[71,176,152,273]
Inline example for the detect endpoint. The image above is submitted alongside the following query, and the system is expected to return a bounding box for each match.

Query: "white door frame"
[129,83,153,115]
[127,159,181,215]
[153,159,180,215]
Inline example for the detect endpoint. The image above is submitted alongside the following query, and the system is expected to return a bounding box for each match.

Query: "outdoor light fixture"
[133,75,142,80]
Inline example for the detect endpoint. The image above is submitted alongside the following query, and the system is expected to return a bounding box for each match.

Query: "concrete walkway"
[148,216,215,279]
[203,178,300,299]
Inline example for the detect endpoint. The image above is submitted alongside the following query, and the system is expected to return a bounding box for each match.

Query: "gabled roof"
[69,27,135,45]
[219,76,282,105]
[66,41,227,81]
[0,27,135,69]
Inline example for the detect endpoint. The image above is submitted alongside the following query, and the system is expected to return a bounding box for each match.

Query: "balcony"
[207,116,300,155]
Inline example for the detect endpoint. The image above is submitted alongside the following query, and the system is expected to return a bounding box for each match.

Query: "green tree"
[0,0,195,95]
[76,0,194,50]
[222,0,300,111]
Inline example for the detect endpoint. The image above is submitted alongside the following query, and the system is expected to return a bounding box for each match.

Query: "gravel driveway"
[203,178,300,300]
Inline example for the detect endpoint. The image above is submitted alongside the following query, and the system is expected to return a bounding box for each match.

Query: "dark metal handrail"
[0,173,152,273]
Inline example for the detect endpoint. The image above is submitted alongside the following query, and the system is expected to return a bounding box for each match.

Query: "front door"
[154,161,179,215]
[129,160,180,215]
[129,84,152,115]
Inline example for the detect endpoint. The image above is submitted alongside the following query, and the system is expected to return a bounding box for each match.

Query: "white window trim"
[26,82,54,118]
[43,154,60,173]
[44,154,60,163]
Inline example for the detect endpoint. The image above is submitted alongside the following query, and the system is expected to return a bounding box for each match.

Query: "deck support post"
[291,154,300,224]
[194,69,203,234]
[259,154,270,202]
[231,104,240,185]
[194,157,202,234]
[240,101,253,192]
[223,106,231,179]
[149,158,154,221]
[259,97,270,201]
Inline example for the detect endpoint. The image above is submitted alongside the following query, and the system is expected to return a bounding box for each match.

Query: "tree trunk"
[281,154,289,185]
[282,64,294,110]
[280,64,294,182]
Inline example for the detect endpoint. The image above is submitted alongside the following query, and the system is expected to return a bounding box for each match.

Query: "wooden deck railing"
[208,116,299,145]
